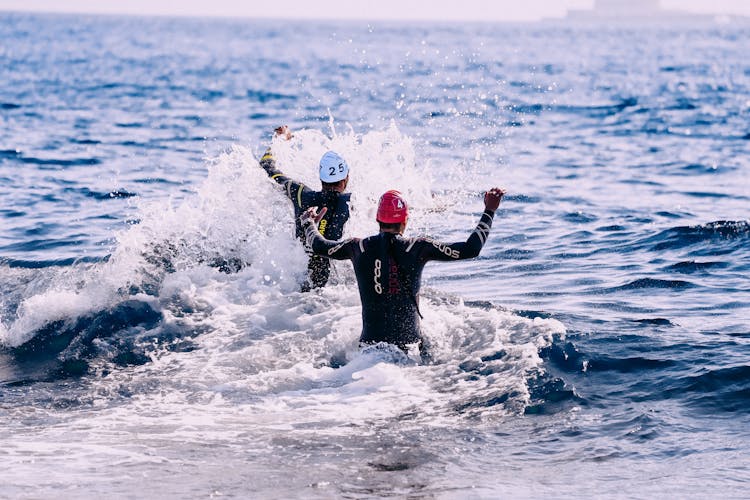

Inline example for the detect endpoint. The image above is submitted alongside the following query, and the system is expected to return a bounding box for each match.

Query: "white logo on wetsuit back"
[430,240,460,259]
[373,258,383,294]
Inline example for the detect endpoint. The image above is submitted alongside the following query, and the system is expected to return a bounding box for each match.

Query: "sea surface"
[1,11,749,499]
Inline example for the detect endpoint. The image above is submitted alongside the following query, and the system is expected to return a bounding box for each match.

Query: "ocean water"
[1,11,749,498]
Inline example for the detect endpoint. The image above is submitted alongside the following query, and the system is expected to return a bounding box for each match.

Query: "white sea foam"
[2,123,564,426]
[1,122,441,347]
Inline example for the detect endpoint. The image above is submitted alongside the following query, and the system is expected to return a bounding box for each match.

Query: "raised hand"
[484,187,506,212]
[274,125,293,140]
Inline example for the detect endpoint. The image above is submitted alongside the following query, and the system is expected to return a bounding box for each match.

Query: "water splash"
[1,123,563,424]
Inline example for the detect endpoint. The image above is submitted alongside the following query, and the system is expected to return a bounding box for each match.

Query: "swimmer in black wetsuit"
[300,187,505,356]
[259,126,352,291]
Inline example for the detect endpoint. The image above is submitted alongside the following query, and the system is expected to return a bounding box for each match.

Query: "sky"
[0,0,749,21]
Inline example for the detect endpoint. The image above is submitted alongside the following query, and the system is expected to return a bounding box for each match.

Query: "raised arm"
[300,207,357,260]
[258,126,309,206]
[420,187,505,261]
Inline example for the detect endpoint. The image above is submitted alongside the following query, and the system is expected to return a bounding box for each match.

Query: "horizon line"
[1,7,745,24]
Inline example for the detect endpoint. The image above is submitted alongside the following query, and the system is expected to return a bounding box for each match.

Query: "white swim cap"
[319,151,349,183]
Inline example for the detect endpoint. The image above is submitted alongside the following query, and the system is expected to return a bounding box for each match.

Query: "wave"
[663,261,729,274]
[246,89,297,103]
[0,125,566,418]
[0,256,107,269]
[0,209,26,218]
[507,96,639,118]
[584,354,677,373]
[6,299,165,380]
[540,331,750,416]
[1,236,92,254]
[609,278,695,291]
[8,155,102,167]
[62,187,138,200]
[633,220,750,254]
[2,277,566,418]
[0,149,21,159]
[662,365,750,414]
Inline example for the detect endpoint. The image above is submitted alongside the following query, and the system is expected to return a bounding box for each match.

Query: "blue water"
[1,11,749,498]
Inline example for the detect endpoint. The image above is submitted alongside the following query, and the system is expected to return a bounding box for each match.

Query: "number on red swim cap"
[376,190,408,223]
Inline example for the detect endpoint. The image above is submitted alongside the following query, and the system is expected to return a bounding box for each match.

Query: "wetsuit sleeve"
[259,147,310,209]
[419,209,495,261]
[302,216,357,260]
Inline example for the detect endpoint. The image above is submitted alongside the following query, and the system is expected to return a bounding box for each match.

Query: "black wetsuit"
[303,209,495,349]
[260,148,351,290]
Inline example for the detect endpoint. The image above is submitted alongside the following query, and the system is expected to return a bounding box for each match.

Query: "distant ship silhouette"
[565,0,725,23]
[579,0,659,17]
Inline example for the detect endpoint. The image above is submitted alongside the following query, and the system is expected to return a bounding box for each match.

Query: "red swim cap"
[376,190,408,223]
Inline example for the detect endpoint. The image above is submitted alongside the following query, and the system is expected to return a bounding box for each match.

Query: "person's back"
[301,188,504,354]
[351,232,421,346]
[259,126,351,290]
